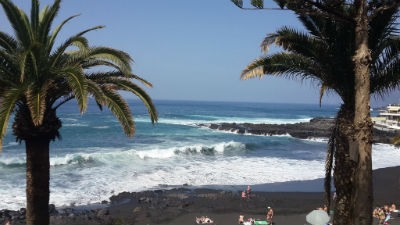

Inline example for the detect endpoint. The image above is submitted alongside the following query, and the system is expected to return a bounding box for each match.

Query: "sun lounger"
[254,220,268,225]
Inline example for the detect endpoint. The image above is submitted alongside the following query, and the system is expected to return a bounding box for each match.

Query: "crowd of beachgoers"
[373,203,399,225]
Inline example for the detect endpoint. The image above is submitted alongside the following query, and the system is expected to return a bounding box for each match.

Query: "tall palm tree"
[241,3,399,224]
[0,0,158,224]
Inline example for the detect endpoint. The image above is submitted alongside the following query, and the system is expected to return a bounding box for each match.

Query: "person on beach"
[390,203,398,212]
[238,215,244,224]
[266,206,274,224]
[246,185,252,199]
[378,207,386,225]
[241,191,246,200]
[373,207,380,219]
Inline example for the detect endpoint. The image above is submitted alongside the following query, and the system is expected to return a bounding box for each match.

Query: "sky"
[0,0,399,106]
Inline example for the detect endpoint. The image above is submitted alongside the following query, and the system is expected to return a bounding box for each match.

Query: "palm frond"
[17,50,29,82]
[86,71,153,88]
[0,31,18,51]
[87,47,132,76]
[81,58,120,69]
[76,25,104,37]
[371,37,400,94]
[297,14,323,38]
[30,0,40,33]
[55,66,88,113]
[241,53,325,82]
[261,33,279,54]
[0,50,17,79]
[0,88,23,151]
[29,51,39,79]
[38,0,60,43]
[319,83,328,107]
[52,94,74,110]
[101,88,135,136]
[0,0,33,47]
[369,5,398,59]
[47,14,80,53]
[50,36,89,67]
[104,79,158,123]
[86,79,105,105]
[25,84,47,126]
[130,73,153,87]
[231,0,243,8]
[251,0,263,9]
[264,27,328,60]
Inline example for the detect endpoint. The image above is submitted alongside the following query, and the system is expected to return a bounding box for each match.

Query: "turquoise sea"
[1,100,399,210]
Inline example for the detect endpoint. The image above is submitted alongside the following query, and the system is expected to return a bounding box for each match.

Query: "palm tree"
[0,0,158,224]
[240,4,399,224]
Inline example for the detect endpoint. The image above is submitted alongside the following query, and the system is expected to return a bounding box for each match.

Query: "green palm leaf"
[87,47,132,76]
[251,0,263,9]
[55,65,88,113]
[47,14,80,53]
[0,0,33,47]
[231,0,243,8]
[101,88,135,136]
[0,31,18,51]
[241,53,325,82]
[0,88,23,151]
[104,78,157,123]
[25,84,47,126]
[30,0,40,33]
[38,0,60,43]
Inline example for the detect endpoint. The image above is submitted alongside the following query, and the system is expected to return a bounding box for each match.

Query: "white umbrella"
[306,210,330,225]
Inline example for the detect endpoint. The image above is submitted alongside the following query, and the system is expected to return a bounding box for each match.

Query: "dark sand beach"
[3,166,399,225]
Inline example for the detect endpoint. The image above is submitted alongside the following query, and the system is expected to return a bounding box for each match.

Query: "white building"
[372,104,400,131]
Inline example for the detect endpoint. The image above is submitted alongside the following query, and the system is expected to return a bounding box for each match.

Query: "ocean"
[0,100,399,210]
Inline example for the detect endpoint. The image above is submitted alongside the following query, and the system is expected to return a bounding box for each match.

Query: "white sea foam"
[48,141,246,165]
[63,123,89,127]
[62,118,78,122]
[93,126,109,129]
[3,142,19,148]
[303,137,329,143]
[1,142,399,210]
[0,156,25,167]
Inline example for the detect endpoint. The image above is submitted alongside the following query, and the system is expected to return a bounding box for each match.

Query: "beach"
[2,166,399,225]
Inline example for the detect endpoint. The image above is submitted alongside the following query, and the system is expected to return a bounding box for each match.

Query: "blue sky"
[0,0,398,106]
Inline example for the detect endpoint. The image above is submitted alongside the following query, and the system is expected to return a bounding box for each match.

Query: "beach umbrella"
[306,210,330,225]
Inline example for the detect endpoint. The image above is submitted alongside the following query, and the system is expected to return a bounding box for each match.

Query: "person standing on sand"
[241,191,246,200]
[266,206,274,224]
[246,185,252,199]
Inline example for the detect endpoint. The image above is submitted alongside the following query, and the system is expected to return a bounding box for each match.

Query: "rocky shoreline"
[2,166,400,225]
[198,117,398,144]
[1,188,324,225]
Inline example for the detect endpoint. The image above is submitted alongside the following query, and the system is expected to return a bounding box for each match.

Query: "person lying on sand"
[196,216,214,224]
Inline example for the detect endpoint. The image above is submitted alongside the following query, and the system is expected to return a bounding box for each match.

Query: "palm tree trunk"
[351,1,373,225]
[333,105,356,225]
[26,138,50,225]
